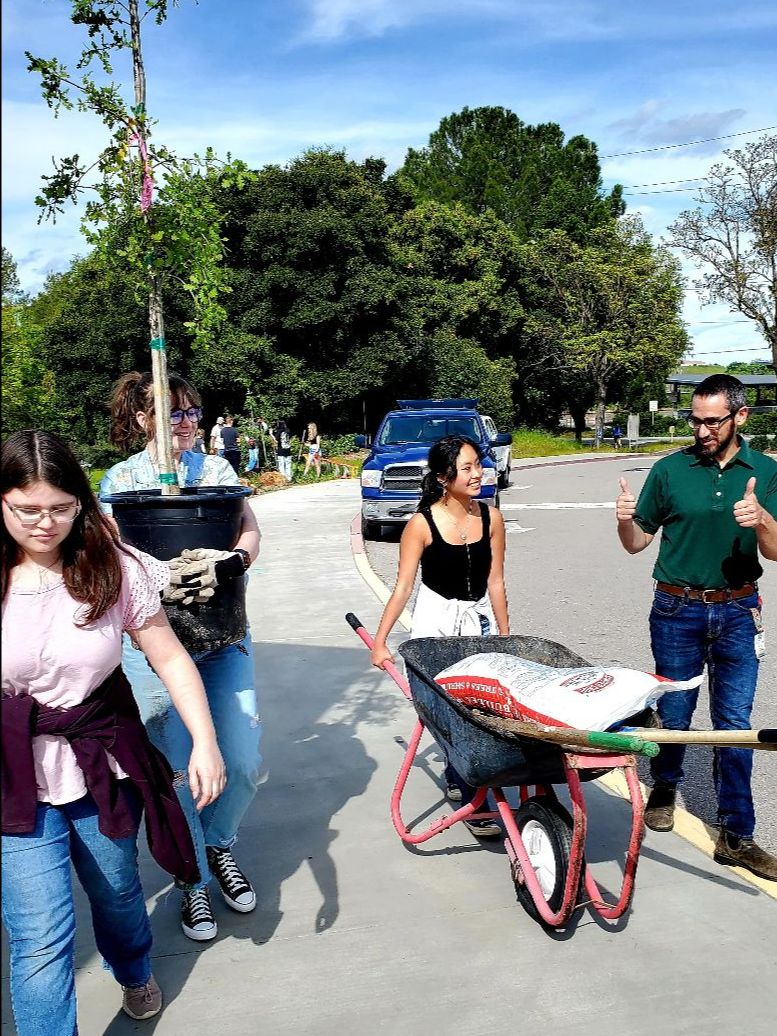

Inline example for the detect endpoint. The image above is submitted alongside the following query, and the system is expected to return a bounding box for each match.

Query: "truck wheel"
[498,463,510,489]
[361,518,380,540]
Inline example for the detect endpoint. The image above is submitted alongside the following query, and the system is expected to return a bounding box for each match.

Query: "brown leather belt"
[656,581,757,603]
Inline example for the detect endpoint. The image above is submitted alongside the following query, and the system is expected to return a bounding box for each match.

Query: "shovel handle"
[584,731,660,757]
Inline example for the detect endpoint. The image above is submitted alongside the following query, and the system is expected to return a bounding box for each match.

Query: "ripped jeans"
[122,633,262,890]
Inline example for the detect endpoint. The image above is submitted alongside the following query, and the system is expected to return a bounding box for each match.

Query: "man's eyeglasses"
[687,412,735,432]
[3,499,81,527]
[170,407,203,426]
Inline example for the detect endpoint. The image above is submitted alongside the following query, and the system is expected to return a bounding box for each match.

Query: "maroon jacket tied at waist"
[1,667,199,885]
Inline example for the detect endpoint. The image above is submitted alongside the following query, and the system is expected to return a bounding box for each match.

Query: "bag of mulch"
[435,653,701,732]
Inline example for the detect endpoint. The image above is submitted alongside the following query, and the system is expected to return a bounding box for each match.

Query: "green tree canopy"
[1,249,60,434]
[214,148,415,428]
[520,217,688,439]
[400,106,624,243]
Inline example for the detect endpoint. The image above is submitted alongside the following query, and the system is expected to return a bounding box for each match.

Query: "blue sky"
[3,0,776,364]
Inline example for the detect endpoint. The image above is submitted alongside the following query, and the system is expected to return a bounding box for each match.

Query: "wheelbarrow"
[347,614,663,930]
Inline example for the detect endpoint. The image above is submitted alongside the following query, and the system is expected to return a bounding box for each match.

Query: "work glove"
[162,548,235,607]
[171,548,246,593]
[162,551,220,607]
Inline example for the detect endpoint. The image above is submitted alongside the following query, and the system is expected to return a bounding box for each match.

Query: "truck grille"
[381,463,426,493]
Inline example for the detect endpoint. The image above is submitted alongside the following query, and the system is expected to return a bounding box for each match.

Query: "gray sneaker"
[122,976,162,1020]
[465,817,502,838]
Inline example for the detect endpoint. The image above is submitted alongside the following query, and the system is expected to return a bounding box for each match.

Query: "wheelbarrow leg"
[495,787,585,928]
[579,760,646,920]
[391,718,490,844]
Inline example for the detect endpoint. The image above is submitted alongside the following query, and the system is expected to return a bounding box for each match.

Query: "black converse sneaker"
[181,887,218,941]
[206,846,257,913]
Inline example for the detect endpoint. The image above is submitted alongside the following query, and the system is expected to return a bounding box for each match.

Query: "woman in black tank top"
[369,435,509,836]
[419,501,492,602]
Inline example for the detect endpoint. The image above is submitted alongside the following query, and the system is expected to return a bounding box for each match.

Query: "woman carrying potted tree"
[100,371,263,943]
[2,430,225,1029]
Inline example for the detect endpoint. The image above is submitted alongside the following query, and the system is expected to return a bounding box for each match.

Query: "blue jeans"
[123,632,262,890]
[2,792,151,1036]
[444,613,492,807]
[649,589,761,838]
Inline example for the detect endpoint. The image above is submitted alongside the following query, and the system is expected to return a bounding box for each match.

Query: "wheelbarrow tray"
[399,635,610,788]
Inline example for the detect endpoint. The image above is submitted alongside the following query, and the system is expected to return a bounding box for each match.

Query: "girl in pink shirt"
[1,430,225,1033]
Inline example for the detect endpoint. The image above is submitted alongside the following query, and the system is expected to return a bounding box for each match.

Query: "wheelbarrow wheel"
[511,797,580,926]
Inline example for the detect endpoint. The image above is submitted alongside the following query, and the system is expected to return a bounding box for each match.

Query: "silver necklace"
[443,499,475,542]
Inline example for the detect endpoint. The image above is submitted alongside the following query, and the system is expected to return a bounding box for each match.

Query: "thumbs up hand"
[616,476,637,523]
[734,476,763,528]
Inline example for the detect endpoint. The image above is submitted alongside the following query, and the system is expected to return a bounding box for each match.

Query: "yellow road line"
[597,770,777,898]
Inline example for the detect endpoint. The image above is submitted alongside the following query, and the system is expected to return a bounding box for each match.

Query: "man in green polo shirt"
[616,374,777,880]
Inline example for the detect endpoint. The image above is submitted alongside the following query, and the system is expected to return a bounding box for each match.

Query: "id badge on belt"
[752,607,766,659]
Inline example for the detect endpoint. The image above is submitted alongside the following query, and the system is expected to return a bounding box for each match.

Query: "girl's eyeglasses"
[3,499,81,527]
[170,407,203,426]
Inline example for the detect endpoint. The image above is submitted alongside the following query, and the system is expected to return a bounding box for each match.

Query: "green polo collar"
[687,436,756,470]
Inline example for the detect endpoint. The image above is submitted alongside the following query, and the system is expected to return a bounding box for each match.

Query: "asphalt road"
[363,454,777,851]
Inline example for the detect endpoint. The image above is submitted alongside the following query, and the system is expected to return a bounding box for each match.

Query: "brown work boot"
[644,784,676,832]
[713,830,777,881]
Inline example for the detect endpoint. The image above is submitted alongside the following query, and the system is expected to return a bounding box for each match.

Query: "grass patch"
[510,429,610,457]
[510,429,690,459]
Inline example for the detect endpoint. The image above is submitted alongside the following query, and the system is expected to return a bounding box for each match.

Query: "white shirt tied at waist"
[410,583,496,639]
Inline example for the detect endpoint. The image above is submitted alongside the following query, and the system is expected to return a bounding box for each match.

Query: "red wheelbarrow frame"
[349,614,646,928]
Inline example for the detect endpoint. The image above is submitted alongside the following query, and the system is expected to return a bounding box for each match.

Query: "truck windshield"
[379,416,482,445]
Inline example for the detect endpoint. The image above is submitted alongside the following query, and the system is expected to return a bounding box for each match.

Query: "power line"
[622,177,708,188]
[624,186,707,195]
[602,124,777,160]
[689,347,769,355]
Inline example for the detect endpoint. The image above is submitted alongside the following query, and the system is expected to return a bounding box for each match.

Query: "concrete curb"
[348,457,777,899]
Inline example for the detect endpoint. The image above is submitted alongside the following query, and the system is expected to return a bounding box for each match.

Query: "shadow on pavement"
[3,639,401,1036]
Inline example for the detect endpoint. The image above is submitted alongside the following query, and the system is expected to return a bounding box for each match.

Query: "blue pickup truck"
[356,398,513,539]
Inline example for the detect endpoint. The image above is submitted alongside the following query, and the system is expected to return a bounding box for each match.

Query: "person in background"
[220,416,241,475]
[369,435,509,837]
[616,374,777,880]
[270,420,293,482]
[2,430,225,1031]
[193,429,208,455]
[100,372,264,941]
[302,421,322,479]
[612,423,623,449]
[209,416,225,456]
[244,438,259,473]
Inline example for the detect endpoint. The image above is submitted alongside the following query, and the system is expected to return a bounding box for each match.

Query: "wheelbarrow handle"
[345,614,412,700]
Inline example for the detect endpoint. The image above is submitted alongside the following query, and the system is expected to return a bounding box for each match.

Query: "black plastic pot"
[103,486,253,655]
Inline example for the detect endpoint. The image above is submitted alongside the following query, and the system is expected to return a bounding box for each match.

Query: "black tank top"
[420,503,492,602]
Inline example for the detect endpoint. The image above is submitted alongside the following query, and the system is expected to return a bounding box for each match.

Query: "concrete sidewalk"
[4,478,775,1035]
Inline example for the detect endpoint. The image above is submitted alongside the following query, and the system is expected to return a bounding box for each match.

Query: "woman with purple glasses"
[100,371,263,944]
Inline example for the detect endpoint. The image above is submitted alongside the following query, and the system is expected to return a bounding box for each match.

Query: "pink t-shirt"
[1,547,169,805]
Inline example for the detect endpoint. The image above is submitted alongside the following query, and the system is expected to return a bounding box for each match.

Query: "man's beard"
[695,425,735,459]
